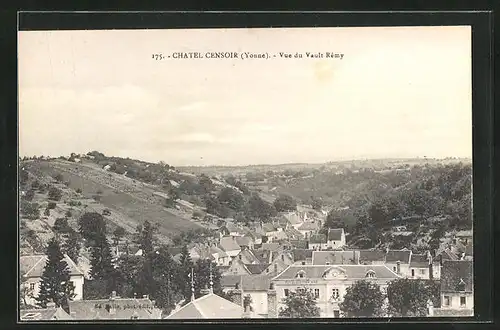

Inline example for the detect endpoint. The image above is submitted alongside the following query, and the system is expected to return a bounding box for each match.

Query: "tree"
[21,201,40,220]
[273,194,297,212]
[386,278,436,317]
[88,233,116,296]
[78,212,107,247]
[176,245,194,301]
[113,226,126,246]
[53,218,71,233]
[114,254,144,298]
[48,187,63,201]
[151,246,179,313]
[193,259,222,298]
[62,230,81,263]
[35,238,75,308]
[245,194,277,222]
[23,189,35,201]
[135,221,157,257]
[339,280,385,317]
[278,287,321,318]
[311,198,323,211]
[54,173,64,183]
[218,187,245,211]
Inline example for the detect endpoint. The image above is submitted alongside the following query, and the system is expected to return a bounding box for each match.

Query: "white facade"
[441,292,473,310]
[409,264,441,279]
[23,274,84,306]
[244,291,268,316]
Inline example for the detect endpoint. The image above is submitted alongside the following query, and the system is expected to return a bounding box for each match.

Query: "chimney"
[267,283,277,318]
[396,261,401,274]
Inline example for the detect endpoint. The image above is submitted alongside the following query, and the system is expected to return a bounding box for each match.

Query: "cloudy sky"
[18,26,471,166]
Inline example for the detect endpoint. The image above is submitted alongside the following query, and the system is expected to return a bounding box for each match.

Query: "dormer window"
[456,278,466,292]
[366,270,376,278]
[296,270,306,279]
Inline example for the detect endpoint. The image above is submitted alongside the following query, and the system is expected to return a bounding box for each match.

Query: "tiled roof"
[235,236,252,247]
[358,250,386,264]
[410,254,430,268]
[298,221,320,231]
[237,250,259,264]
[68,298,160,319]
[262,223,278,233]
[219,237,241,252]
[292,249,313,262]
[244,263,270,275]
[441,260,473,293]
[282,212,303,225]
[312,251,359,265]
[435,248,459,261]
[385,250,412,264]
[251,249,274,264]
[309,234,327,244]
[327,228,344,241]
[20,307,73,321]
[224,223,244,234]
[285,228,304,241]
[166,293,243,319]
[221,274,271,291]
[274,231,288,241]
[273,265,401,281]
[260,243,281,252]
[289,240,308,249]
[21,254,84,278]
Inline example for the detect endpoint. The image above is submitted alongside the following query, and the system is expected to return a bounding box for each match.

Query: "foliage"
[47,202,57,209]
[53,217,72,233]
[311,198,323,211]
[278,287,321,318]
[244,193,277,222]
[62,230,81,263]
[273,194,297,212]
[78,212,107,247]
[21,201,40,220]
[339,280,385,317]
[386,278,437,317]
[76,188,82,194]
[54,173,64,183]
[218,187,245,211]
[44,208,50,216]
[35,237,75,308]
[23,189,35,201]
[112,226,126,245]
[48,187,63,201]
[192,259,222,298]
[176,245,194,301]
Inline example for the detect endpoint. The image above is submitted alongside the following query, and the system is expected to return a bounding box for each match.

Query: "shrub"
[76,188,82,194]
[65,210,72,217]
[47,202,57,209]
[21,201,40,220]
[44,208,50,216]
[54,173,64,182]
[48,187,63,201]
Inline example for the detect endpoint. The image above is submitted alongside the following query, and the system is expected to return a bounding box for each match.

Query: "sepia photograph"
[18,25,473,321]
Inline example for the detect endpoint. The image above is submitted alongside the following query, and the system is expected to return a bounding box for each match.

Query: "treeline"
[77,213,223,315]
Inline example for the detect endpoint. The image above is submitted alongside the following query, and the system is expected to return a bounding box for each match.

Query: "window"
[419,269,426,275]
[314,289,320,299]
[326,262,330,265]
[460,296,466,306]
[284,289,289,297]
[411,269,415,277]
[298,273,304,278]
[332,288,339,299]
[29,283,35,290]
[266,268,269,273]
[444,296,450,306]
[131,316,139,320]
[393,266,397,272]
[366,271,375,278]
[301,261,306,265]
[333,310,340,318]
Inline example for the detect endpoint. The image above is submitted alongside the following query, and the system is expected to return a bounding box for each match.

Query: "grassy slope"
[26,160,202,241]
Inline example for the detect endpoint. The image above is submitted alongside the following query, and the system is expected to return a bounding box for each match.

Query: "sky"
[18,26,472,166]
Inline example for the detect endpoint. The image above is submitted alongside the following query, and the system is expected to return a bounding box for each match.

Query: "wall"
[245,291,268,316]
[386,263,410,277]
[23,275,84,306]
[70,275,84,301]
[441,292,473,310]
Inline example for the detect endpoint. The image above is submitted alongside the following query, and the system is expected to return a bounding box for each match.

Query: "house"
[289,239,309,249]
[262,250,294,276]
[312,250,359,265]
[20,254,85,306]
[384,249,412,277]
[235,249,261,265]
[252,249,276,265]
[221,274,272,317]
[409,253,441,279]
[309,234,328,251]
[326,228,346,249]
[235,236,254,250]
[220,223,246,238]
[435,247,459,263]
[67,293,161,319]
[244,230,262,245]
[454,230,473,246]
[297,221,321,239]
[281,212,305,230]
[226,258,270,276]
[434,260,473,316]
[358,250,386,265]
[167,292,250,319]
[209,245,231,266]
[292,249,314,265]
[262,223,280,242]
[20,304,73,321]
[219,236,242,258]
[271,264,401,318]
[260,243,282,253]
[285,228,304,241]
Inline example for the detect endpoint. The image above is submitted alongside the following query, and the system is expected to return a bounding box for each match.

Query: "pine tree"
[35,238,75,308]
[151,245,178,312]
[89,232,115,296]
[62,230,81,263]
[176,245,194,301]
